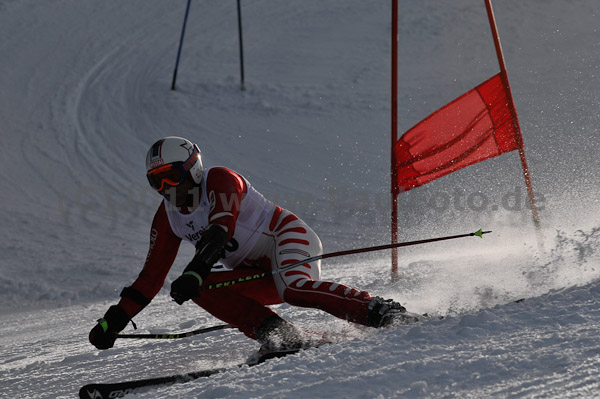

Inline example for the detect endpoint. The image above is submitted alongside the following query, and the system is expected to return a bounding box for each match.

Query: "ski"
[79,367,227,399]
[79,313,434,398]
[79,348,304,399]
[393,310,434,324]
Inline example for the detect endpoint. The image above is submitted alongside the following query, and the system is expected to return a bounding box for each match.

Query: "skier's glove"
[88,305,130,350]
[170,224,229,305]
[170,272,203,305]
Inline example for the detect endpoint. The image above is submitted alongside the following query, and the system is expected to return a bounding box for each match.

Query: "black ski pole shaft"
[197,229,491,290]
[237,0,246,90]
[278,229,491,272]
[116,324,232,339]
[171,0,192,91]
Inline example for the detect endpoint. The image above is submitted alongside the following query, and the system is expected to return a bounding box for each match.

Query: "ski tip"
[79,385,102,399]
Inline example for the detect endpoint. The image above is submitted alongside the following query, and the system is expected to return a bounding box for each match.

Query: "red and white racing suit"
[118,167,375,339]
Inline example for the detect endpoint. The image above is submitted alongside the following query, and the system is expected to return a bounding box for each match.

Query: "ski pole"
[278,228,490,272]
[199,229,491,291]
[116,324,232,339]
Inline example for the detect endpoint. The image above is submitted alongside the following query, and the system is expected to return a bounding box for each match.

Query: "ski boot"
[247,314,314,365]
[367,296,424,327]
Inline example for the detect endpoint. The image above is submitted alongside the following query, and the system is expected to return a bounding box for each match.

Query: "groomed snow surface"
[2,1,600,398]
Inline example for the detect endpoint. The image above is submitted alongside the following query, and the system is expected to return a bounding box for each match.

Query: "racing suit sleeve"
[118,201,182,318]
[205,167,247,240]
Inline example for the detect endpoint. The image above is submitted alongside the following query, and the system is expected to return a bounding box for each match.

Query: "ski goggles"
[146,146,200,192]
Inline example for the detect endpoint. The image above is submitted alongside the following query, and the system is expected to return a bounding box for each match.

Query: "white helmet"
[146,137,203,189]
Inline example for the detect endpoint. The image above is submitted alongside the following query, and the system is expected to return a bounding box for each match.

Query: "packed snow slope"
[1,0,600,398]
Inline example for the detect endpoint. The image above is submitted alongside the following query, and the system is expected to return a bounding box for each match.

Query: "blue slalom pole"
[171,0,192,91]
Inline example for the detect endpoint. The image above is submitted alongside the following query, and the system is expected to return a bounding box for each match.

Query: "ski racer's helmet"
[145,136,203,191]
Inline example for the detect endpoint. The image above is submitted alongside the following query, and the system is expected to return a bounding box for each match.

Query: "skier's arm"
[89,202,181,349]
[118,201,182,316]
[170,168,247,304]
[204,167,247,239]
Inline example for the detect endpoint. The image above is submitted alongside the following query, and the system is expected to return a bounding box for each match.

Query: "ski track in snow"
[1,0,600,398]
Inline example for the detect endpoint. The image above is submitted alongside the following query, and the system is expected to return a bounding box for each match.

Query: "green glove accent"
[98,318,109,333]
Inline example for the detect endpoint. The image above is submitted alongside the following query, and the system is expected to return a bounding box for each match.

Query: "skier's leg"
[267,208,379,326]
[193,266,282,339]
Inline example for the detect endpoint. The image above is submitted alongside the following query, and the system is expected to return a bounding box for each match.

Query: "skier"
[89,136,417,353]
